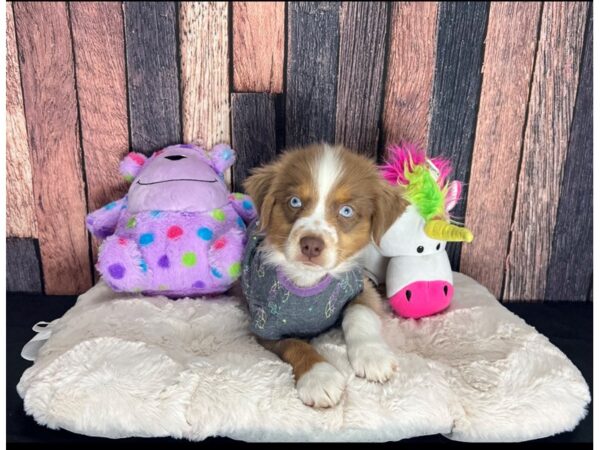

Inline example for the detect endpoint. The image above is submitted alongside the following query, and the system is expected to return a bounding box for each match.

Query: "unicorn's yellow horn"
[424,220,473,243]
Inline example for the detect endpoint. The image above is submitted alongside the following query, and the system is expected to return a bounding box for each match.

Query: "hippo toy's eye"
[165,155,187,161]
[289,196,302,209]
[339,205,354,218]
[417,245,424,253]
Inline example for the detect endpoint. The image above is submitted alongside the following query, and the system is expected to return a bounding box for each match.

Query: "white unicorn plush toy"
[362,144,473,319]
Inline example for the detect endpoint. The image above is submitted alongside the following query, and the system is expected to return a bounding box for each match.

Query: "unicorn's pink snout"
[390,280,453,319]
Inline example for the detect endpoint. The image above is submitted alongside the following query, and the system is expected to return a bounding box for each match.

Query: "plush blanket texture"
[18,273,590,442]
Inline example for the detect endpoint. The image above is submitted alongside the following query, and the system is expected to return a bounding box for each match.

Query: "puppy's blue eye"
[289,196,302,208]
[339,205,354,218]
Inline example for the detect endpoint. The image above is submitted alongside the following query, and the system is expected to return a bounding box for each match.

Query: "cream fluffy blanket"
[17,273,590,442]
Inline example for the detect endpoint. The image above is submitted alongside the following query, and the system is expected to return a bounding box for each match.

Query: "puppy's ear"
[372,181,407,245]
[243,163,278,230]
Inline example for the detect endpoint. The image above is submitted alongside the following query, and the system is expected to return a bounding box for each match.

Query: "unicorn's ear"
[208,143,236,174]
[120,152,147,182]
[445,181,462,212]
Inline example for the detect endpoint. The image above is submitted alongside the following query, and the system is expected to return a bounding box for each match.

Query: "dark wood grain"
[14,2,92,295]
[6,238,43,293]
[233,2,285,93]
[545,7,592,302]
[427,1,489,271]
[335,1,388,157]
[231,93,278,192]
[504,2,588,301]
[381,2,438,151]
[460,2,542,299]
[286,2,340,147]
[7,2,37,239]
[124,1,180,154]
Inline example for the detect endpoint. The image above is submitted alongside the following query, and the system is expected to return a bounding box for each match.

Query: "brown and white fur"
[243,143,406,408]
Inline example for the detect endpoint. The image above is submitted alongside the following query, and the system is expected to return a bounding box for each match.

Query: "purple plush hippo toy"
[85,143,257,298]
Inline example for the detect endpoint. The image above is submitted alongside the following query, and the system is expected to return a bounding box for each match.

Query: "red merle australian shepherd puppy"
[242,143,406,407]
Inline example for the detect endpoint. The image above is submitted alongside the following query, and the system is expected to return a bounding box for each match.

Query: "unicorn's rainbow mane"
[380,143,459,222]
[381,143,452,187]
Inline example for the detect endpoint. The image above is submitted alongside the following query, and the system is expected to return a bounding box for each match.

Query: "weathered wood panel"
[70,2,130,281]
[427,1,489,270]
[231,93,277,192]
[14,2,92,294]
[335,1,388,157]
[6,238,43,293]
[504,2,588,301]
[233,2,285,93]
[286,2,340,147]
[381,2,438,151]
[124,1,180,153]
[6,2,37,239]
[460,2,542,299]
[70,2,129,212]
[545,8,592,302]
[180,2,230,186]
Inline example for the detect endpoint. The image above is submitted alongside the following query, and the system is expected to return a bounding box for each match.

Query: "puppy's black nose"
[300,236,325,258]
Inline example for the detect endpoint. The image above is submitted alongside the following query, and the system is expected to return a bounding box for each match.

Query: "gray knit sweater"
[241,220,363,340]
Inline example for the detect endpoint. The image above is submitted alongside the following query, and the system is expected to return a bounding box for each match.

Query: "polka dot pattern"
[242,200,253,210]
[193,280,206,289]
[139,233,154,246]
[139,260,148,273]
[213,237,227,250]
[150,210,162,218]
[237,216,245,229]
[197,227,213,240]
[229,262,241,278]
[211,209,225,221]
[158,255,170,268]
[127,217,136,229]
[167,225,183,239]
[182,252,197,267]
[108,263,125,279]
[211,267,223,278]
[104,201,117,210]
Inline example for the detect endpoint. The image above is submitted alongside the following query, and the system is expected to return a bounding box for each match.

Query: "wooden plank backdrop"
[427,1,489,270]
[381,2,438,151]
[70,2,130,278]
[124,1,181,153]
[6,1,592,303]
[335,1,388,157]
[460,2,542,299]
[503,2,588,301]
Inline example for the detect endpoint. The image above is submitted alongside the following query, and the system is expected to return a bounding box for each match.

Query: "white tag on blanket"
[21,321,55,361]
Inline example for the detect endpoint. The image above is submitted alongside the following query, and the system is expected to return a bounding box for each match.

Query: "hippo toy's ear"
[120,152,147,182]
[208,143,236,175]
[445,180,462,212]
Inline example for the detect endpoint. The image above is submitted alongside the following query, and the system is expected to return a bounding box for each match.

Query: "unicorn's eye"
[339,205,354,218]
[436,243,441,250]
[417,245,424,253]
[289,196,302,208]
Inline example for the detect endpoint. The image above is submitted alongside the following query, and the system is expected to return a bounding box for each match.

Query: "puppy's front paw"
[348,342,397,383]
[296,362,345,408]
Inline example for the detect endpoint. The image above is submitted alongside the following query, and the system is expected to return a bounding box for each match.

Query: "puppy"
[242,143,405,408]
